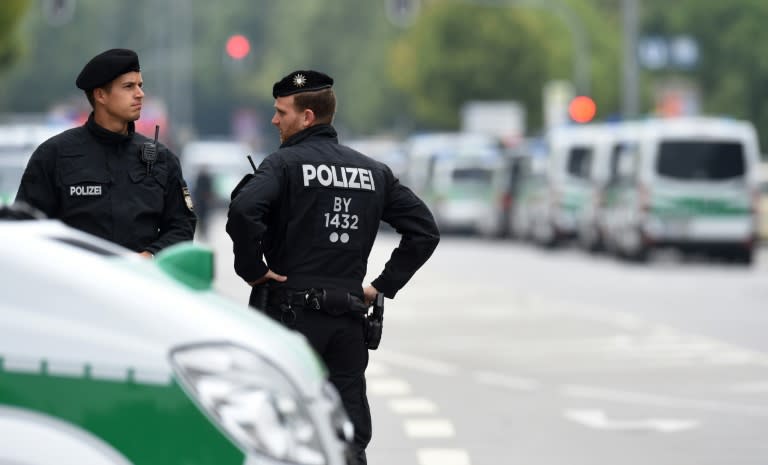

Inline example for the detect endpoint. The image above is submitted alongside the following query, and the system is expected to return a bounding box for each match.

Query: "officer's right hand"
[248,269,287,287]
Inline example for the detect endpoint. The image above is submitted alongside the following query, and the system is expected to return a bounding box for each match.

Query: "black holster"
[250,283,269,311]
[365,293,384,350]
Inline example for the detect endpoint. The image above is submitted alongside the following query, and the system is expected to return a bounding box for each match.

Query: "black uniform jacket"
[227,124,439,298]
[16,114,196,253]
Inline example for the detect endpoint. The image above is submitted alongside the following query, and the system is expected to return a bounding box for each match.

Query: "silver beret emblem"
[293,74,306,87]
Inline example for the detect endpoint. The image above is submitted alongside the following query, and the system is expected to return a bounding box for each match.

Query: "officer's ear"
[303,108,316,128]
[93,87,110,105]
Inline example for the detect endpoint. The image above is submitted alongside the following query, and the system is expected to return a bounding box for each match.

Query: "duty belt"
[268,288,367,318]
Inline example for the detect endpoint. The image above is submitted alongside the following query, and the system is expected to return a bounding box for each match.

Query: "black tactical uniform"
[227,121,440,462]
[16,114,196,253]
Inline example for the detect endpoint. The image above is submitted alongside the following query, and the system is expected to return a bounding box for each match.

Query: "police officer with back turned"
[227,70,440,464]
[16,48,196,256]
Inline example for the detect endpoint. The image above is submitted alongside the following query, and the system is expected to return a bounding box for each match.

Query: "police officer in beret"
[227,70,440,464]
[17,48,196,256]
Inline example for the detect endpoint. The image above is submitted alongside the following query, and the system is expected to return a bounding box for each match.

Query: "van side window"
[567,146,593,180]
[657,141,745,180]
[613,142,640,184]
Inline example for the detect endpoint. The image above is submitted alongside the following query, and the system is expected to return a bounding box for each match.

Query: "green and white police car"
[0,208,352,465]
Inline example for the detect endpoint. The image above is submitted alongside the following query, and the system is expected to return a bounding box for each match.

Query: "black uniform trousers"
[264,302,371,465]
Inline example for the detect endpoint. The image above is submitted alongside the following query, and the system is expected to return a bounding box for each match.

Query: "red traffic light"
[226,34,251,60]
[568,96,597,123]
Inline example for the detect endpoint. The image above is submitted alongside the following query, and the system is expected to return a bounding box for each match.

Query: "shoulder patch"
[183,186,194,211]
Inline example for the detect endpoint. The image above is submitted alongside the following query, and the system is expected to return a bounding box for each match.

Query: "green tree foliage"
[241,0,408,137]
[0,0,406,140]
[0,0,31,73]
[0,0,164,113]
[5,0,768,146]
[388,0,621,133]
[643,0,768,149]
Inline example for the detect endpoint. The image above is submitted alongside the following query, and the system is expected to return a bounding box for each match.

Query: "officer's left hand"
[248,269,287,287]
[363,285,379,307]
[138,251,153,259]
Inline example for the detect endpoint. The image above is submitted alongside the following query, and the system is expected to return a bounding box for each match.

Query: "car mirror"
[155,242,214,290]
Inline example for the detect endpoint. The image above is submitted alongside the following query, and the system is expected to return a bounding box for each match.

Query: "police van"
[575,122,643,252]
[522,125,597,246]
[603,117,760,263]
[0,208,352,465]
[428,147,505,235]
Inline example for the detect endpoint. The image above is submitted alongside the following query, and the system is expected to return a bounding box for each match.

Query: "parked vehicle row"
[396,117,764,265]
[510,117,763,264]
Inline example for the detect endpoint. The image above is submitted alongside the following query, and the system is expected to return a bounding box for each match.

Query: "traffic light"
[225,34,251,60]
[568,96,597,123]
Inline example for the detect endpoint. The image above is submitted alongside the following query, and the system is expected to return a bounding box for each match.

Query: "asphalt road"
[204,212,768,465]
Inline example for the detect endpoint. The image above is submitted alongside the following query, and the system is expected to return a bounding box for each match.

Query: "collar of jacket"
[280,124,337,148]
[85,112,136,145]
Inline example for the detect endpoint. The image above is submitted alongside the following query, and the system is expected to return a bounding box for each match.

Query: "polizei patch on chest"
[302,164,376,191]
[69,184,103,197]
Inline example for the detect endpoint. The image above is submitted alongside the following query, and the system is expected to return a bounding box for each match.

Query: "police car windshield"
[657,141,746,180]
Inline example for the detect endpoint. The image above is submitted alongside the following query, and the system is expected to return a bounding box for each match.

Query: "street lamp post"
[622,0,640,118]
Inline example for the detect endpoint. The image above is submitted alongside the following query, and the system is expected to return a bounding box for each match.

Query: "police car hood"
[0,220,325,396]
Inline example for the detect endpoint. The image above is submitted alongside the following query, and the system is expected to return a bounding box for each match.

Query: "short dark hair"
[84,82,114,108]
[294,88,336,124]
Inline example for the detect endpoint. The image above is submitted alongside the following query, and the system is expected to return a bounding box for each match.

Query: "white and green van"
[524,125,597,246]
[603,117,760,263]
[0,212,352,465]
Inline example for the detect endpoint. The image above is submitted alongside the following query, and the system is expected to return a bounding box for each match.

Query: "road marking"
[417,448,471,465]
[368,378,412,396]
[473,371,540,391]
[389,398,438,415]
[376,351,459,376]
[562,384,768,416]
[564,409,699,432]
[404,419,455,438]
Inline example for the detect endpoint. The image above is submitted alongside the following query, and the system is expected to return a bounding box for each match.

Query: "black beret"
[272,70,333,98]
[75,48,141,91]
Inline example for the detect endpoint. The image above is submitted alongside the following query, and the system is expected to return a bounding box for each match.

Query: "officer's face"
[99,72,144,123]
[272,95,307,143]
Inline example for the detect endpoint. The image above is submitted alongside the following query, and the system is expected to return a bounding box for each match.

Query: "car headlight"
[171,343,328,465]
